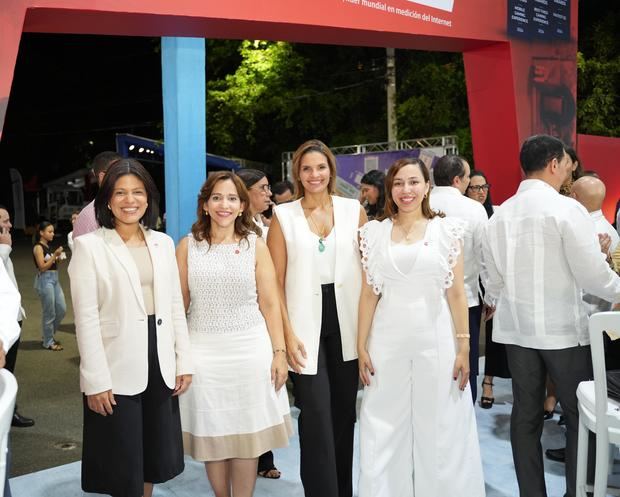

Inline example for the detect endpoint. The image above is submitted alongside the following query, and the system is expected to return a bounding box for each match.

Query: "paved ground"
[8,235,83,477]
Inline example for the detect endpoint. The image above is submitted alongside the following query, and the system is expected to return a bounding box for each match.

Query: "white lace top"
[187,232,265,334]
[359,216,465,296]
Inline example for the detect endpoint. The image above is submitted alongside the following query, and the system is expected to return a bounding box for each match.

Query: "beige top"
[128,245,155,315]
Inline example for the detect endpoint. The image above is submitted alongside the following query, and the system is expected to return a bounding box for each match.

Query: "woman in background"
[237,169,273,237]
[33,221,66,351]
[359,170,386,220]
[236,168,283,480]
[466,170,510,408]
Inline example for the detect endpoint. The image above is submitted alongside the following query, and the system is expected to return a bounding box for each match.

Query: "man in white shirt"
[0,253,22,497]
[430,155,488,402]
[72,151,121,238]
[572,176,620,255]
[482,135,620,497]
[0,205,34,427]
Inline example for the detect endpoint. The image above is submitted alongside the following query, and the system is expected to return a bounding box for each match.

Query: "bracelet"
[455,333,470,339]
[273,349,286,355]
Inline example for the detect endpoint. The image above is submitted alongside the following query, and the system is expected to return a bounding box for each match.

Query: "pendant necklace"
[306,204,332,253]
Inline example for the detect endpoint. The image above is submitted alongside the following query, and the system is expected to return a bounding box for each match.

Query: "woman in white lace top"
[357,158,485,497]
[176,172,291,497]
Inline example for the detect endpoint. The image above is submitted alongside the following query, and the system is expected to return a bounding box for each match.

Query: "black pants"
[505,344,594,497]
[468,305,482,402]
[289,284,359,497]
[81,316,184,497]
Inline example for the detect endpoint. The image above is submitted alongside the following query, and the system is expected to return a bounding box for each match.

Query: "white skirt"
[180,323,292,461]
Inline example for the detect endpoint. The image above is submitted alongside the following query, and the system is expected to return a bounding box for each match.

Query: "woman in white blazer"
[69,159,193,497]
[267,139,367,497]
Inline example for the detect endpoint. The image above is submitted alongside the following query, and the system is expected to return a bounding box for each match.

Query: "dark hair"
[94,159,160,230]
[34,220,54,244]
[565,147,584,181]
[191,171,260,244]
[272,180,294,197]
[360,169,386,219]
[582,169,600,178]
[432,155,467,187]
[519,135,566,174]
[236,169,267,189]
[382,158,443,221]
[91,151,122,175]
[468,170,494,218]
[291,139,337,199]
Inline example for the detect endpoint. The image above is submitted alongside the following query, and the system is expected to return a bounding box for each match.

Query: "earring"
[238,212,242,217]
[204,210,209,217]
[107,204,111,210]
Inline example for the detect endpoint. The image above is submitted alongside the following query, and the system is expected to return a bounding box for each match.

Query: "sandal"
[480,380,495,409]
[43,342,63,351]
[257,467,281,479]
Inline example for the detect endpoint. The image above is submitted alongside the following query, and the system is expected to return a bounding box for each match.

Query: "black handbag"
[608,370,620,402]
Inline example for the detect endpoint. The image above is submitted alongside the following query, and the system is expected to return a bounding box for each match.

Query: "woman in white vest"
[267,139,366,497]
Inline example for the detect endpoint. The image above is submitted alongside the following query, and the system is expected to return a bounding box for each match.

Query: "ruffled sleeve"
[359,220,384,295]
[436,217,466,289]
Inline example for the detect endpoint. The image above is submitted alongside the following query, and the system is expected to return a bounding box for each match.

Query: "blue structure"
[115,133,240,171]
[161,37,207,242]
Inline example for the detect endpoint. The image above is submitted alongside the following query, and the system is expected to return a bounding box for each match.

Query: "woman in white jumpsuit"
[357,158,485,497]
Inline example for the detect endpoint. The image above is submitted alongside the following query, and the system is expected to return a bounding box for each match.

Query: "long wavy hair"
[381,158,444,221]
[191,172,260,246]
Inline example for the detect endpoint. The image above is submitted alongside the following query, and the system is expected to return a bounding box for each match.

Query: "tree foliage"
[576,13,620,137]
[204,2,618,171]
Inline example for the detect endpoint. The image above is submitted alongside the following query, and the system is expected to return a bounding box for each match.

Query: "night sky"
[0,34,164,206]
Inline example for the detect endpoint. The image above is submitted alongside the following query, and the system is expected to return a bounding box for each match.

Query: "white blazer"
[274,196,362,375]
[69,226,194,396]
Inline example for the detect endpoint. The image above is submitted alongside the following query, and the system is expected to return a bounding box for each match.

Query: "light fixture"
[129,145,135,151]
[138,147,144,153]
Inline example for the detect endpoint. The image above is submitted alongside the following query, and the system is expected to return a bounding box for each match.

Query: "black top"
[33,242,57,271]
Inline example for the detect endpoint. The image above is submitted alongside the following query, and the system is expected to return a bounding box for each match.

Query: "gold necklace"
[304,201,333,252]
[396,219,426,242]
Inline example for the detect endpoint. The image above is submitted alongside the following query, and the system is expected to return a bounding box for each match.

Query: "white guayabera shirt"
[0,262,20,353]
[482,179,620,350]
[430,186,488,308]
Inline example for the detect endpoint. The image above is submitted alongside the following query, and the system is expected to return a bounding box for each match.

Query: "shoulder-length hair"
[381,158,444,221]
[291,139,338,199]
[191,171,260,244]
[95,159,160,230]
[469,170,494,218]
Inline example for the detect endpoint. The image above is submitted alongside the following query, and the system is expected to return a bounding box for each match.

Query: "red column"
[0,0,27,141]
[463,42,523,203]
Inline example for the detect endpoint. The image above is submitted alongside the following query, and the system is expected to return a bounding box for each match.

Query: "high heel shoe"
[480,380,494,409]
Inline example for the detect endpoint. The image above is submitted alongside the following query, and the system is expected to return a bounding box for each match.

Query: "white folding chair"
[576,311,620,497]
[0,369,17,496]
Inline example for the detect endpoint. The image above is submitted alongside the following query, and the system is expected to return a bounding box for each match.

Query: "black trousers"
[289,284,359,497]
[81,316,184,497]
[505,344,594,497]
[468,304,482,402]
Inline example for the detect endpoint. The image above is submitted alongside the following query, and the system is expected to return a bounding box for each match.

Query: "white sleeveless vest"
[274,196,362,375]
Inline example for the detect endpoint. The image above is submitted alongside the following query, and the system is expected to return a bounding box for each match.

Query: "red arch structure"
[0,0,586,204]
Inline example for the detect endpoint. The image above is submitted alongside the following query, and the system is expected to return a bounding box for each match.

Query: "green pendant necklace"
[306,204,332,253]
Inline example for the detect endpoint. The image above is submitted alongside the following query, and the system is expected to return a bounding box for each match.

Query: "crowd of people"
[1,133,619,497]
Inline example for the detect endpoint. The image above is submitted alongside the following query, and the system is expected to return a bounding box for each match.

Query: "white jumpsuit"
[358,217,485,497]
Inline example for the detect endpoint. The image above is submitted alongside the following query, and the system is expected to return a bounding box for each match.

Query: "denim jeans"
[34,271,66,347]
